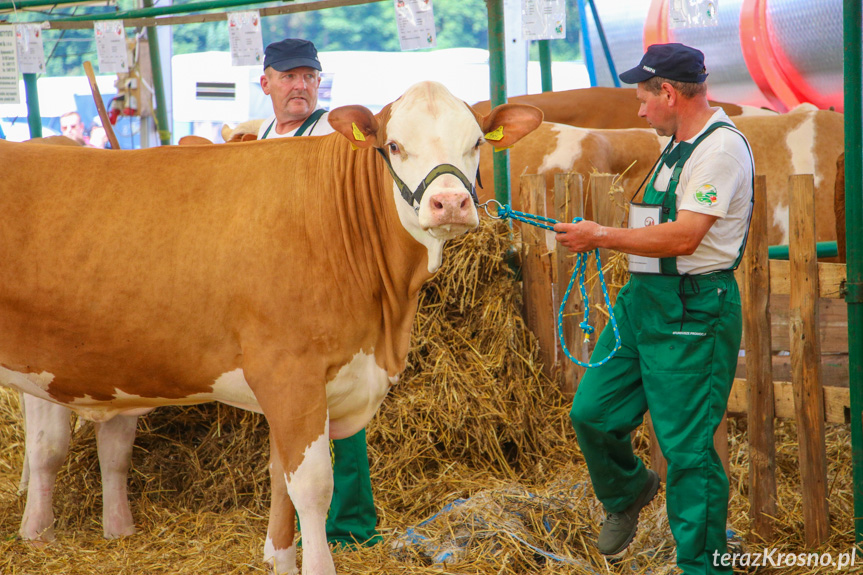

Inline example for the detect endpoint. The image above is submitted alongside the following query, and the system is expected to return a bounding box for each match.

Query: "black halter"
[375,148,481,211]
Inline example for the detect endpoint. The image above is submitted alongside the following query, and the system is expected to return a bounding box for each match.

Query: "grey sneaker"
[597,469,660,555]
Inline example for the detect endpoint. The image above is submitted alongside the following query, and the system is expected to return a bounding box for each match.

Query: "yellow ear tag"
[493,145,513,152]
[484,125,505,141]
[351,122,366,142]
[350,143,359,151]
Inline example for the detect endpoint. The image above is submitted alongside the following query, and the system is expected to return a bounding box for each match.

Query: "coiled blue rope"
[481,200,622,368]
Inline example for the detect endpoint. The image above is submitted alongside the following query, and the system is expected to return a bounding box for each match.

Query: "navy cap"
[263,38,322,72]
[619,43,708,84]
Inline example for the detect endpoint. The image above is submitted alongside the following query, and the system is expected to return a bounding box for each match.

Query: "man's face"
[636,83,675,138]
[60,114,85,143]
[260,66,321,123]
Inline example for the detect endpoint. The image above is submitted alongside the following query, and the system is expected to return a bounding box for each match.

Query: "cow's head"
[330,82,542,268]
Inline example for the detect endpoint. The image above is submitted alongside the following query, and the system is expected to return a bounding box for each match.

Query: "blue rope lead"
[482,201,622,368]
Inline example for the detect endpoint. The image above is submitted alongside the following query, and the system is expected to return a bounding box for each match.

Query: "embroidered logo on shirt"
[694,184,719,206]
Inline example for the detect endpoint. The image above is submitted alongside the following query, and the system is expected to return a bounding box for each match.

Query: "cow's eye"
[387,142,400,155]
[474,137,484,150]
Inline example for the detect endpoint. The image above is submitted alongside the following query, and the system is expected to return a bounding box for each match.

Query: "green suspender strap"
[261,108,327,139]
[646,121,754,275]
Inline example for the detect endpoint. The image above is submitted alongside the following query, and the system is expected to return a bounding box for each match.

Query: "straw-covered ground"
[0,220,855,574]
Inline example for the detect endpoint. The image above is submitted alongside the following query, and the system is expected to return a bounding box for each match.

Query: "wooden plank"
[768,261,847,299]
[742,175,776,539]
[588,174,625,339]
[736,354,850,388]
[788,174,830,546]
[727,379,850,424]
[554,173,586,395]
[753,296,849,353]
[520,174,557,380]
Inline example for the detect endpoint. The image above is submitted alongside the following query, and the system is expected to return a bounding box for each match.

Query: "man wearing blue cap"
[257,38,381,549]
[257,38,333,139]
[554,43,754,574]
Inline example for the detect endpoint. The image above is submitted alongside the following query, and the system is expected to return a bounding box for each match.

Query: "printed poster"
[95,21,128,73]
[228,11,263,66]
[394,0,436,51]
[669,0,718,28]
[16,24,45,74]
[0,27,19,104]
[522,0,566,40]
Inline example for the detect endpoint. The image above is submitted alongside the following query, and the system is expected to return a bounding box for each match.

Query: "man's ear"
[481,104,544,149]
[260,74,271,96]
[328,105,380,149]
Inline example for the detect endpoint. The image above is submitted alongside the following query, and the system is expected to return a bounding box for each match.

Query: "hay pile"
[0,220,855,574]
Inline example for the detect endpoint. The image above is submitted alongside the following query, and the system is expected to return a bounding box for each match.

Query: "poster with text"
[16,24,45,74]
[394,0,436,51]
[95,21,128,73]
[228,11,263,66]
[522,0,566,40]
[0,27,20,104]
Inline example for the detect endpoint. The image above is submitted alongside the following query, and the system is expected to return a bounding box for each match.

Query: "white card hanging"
[94,21,129,73]
[0,27,20,104]
[669,0,719,29]
[228,11,264,67]
[16,24,45,74]
[522,0,566,41]
[394,0,436,51]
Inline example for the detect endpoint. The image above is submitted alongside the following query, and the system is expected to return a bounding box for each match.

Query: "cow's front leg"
[95,414,138,539]
[19,394,71,542]
[265,430,298,575]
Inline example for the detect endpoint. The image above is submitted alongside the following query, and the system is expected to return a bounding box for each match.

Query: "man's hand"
[553,220,604,253]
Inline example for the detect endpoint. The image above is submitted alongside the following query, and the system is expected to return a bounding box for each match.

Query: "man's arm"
[553,209,719,257]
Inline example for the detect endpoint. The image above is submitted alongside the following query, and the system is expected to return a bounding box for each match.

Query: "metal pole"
[538,40,553,92]
[53,0,300,22]
[577,0,597,87]
[843,0,863,548]
[23,73,42,139]
[586,0,620,87]
[144,0,172,145]
[486,0,511,206]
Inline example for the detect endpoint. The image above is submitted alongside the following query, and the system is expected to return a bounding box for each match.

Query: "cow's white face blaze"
[385,82,482,241]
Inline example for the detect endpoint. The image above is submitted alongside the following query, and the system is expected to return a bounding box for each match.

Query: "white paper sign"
[669,0,718,29]
[16,24,45,74]
[227,11,264,67]
[94,21,129,73]
[0,27,19,104]
[627,203,663,274]
[522,0,566,40]
[394,0,436,51]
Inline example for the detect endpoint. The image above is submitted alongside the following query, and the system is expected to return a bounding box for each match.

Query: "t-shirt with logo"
[257,111,334,139]
[650,109,753,275]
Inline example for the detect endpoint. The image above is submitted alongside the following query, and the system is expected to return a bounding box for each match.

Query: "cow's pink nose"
[427,191,473,223]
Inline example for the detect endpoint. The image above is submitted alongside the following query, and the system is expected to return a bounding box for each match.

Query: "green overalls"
[570,122,752,574]
[272,108,381,547]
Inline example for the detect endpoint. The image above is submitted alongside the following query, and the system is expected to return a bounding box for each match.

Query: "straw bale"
[0,219,856,574]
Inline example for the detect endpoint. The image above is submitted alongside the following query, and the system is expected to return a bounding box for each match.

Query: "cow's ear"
[329,105,380,149]
[481,104,544,149]
[178,135,214,146]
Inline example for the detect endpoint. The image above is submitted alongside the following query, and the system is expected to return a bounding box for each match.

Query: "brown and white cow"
[0,81,542,574]
[472,86,776,130]
[479,106,843,247]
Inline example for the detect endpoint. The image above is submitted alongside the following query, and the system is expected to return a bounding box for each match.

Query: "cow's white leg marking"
[327,350,393,439]
[95,414,137,538]
[264,535,298,575]
[19,394,71,541]
[286,423,335,575]
[17,392,30,494]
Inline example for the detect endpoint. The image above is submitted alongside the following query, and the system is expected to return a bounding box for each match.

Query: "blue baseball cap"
[263,38,322,72]
[619,43,708,84]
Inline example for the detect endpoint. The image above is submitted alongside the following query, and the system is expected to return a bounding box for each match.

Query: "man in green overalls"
[554,43,754,574]
[258,38,381,548]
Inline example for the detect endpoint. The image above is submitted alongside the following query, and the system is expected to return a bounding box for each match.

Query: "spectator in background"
[89,116,110,149]
[60,111,89,145]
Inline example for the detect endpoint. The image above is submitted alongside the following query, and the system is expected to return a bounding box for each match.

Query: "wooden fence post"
[788,174,830,546]
[589,174,626,338]
[555,173,586,394]
[521,174,557,379]
[743,175,777,540]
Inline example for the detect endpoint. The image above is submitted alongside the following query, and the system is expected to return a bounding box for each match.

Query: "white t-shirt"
[651,109,754,275]
[257,111,334,139]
